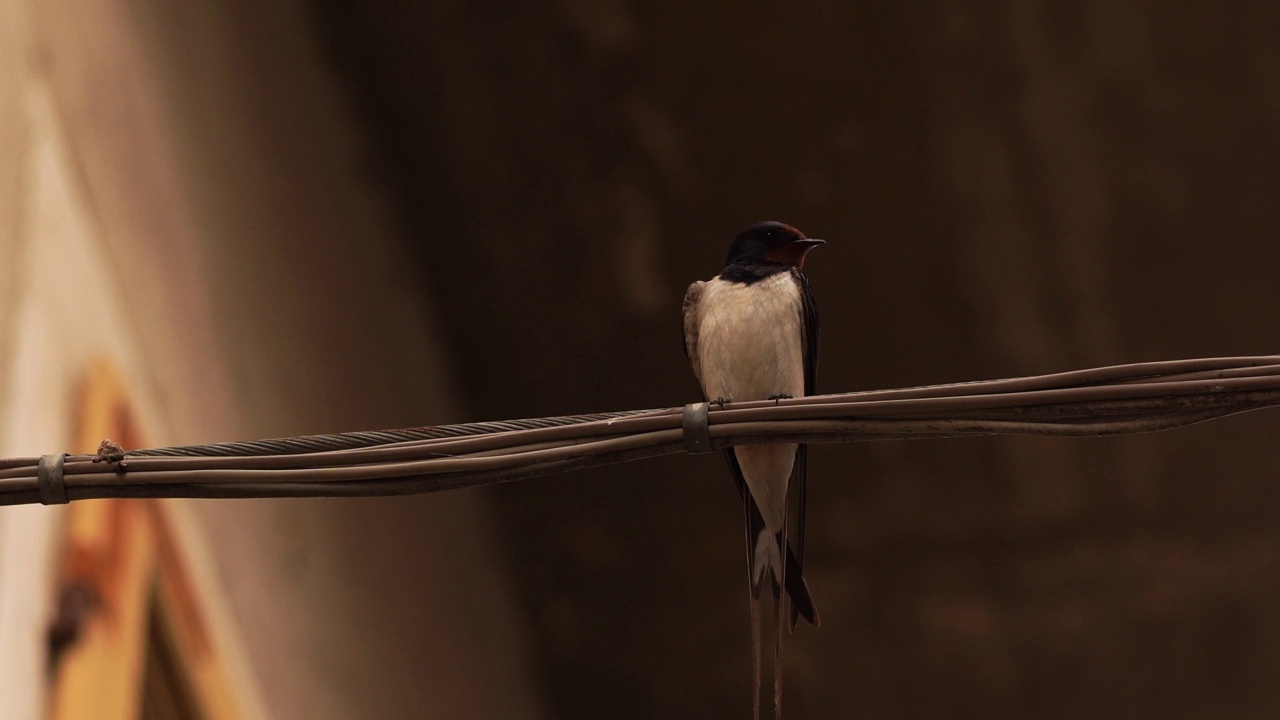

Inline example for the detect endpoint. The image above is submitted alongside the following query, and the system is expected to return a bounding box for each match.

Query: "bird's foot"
[768,393,794,406]
[711,396,732,410]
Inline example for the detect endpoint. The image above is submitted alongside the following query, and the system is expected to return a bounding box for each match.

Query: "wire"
[1,355,1278,506]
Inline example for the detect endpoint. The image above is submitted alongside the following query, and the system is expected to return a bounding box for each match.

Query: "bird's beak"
[797,238,825,250]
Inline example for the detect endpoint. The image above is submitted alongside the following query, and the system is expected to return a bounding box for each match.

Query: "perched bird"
[682,221,823,719]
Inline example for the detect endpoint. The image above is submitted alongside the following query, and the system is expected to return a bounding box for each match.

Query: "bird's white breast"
[696,273,805,405]
[695,272,804,531]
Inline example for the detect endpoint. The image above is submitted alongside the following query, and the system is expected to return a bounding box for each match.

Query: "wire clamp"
[682,402,714,454]
[38,453,69,505]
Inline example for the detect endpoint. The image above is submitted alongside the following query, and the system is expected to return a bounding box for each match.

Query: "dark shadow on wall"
[306,1,1280,717]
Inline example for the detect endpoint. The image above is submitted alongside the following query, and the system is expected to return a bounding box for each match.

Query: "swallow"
[682,221,823,719]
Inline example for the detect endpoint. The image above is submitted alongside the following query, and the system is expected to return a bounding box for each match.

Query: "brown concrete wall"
[303,1,1280,718]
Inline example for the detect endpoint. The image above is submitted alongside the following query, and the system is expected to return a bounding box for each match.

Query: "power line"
[2,356,1278,506]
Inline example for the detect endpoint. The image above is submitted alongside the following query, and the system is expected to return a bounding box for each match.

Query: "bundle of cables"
[2,356,1278,507]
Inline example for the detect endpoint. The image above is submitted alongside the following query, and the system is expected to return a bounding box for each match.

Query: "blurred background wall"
[3,0,1280,718]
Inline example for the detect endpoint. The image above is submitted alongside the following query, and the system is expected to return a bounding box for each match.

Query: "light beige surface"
[0,0,543,717]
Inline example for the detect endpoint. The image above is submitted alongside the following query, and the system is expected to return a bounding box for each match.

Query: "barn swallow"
[682,221,822,719]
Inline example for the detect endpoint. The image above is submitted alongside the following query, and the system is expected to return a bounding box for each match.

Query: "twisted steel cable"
[2,355,1278,507]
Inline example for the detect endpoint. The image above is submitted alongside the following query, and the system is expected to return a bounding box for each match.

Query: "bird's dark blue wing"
[789,268,821,628]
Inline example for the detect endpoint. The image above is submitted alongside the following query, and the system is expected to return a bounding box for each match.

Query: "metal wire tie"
[38,453,69,505]
[682,402,714,454]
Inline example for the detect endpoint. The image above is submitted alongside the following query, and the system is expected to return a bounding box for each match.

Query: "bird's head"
[725,221,825,268]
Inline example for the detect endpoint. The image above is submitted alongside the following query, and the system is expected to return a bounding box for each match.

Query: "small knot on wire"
[38,453,68,505]
[92,439,129,471]
[682,402,714,454]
